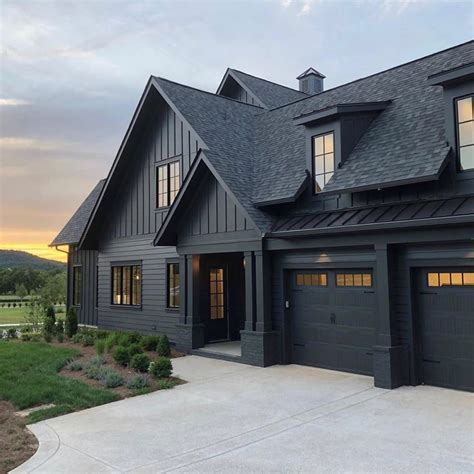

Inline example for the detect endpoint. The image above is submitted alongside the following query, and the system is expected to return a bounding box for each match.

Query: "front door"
[208,267,228,341]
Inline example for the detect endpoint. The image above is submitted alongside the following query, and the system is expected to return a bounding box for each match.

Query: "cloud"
[281,0,293,7]
[299,0,315,15]
[0,99,30,106]
[0,137,69,151]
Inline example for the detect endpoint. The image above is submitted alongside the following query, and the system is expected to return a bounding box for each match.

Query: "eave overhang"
[293,101,391,126]
[427,62,474,87]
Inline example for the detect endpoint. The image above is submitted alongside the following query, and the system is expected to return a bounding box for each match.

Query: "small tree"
[65,307,78,338]
[24,296,44,333]
[157,335,171,357]
[15,283,28,302]
[56,319,64,342]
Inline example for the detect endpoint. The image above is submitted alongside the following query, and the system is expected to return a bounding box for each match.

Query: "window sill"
[165,307,180,313]
[155,206,171,212]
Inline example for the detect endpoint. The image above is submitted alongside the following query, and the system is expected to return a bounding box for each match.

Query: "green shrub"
[99,369,124,388]
[89,355,106,366]
[57,332,64,343]
[128,332,142,344]
[113,346,131,366]
[65,307,78,338]
[65,359,83,371]
[126,374,150,390]
[82,334,95,346]
[130,353,151,373]
[141,335,160,351]
[104,334,117,353]
[128,343,143,357]
[84,357,106,379]
[56,319,64,335]
[116,333,131,347]
[7,328,17,339]
[157,335,171,357]
[149,357,172,378]
[95,339,106,355]
[95,330,109,339]
[43,309,56,339]
[157,379,176,390]
[72,333,83,344]
[21,332,32,341]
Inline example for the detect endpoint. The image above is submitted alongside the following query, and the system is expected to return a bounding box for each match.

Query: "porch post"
[254,250,272,332]
[244,251,255,331]
[175,254,204,351]
[373,244,406,389]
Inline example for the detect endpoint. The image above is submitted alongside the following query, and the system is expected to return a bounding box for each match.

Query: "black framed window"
[95,264,99,308]
[209,268,225,320]
[167,263,180,308]
[112,264,141,306]
[72,266,82,306]
[456,95,474,171]
[313,132,334,192]
[157,161,180,208]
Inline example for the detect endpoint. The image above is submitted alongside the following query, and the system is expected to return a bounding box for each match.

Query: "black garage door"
[290,269,376,375]
[417,269,474,392]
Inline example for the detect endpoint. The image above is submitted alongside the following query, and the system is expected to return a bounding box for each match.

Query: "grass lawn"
[0,305,66,325]
[0,342,119,423]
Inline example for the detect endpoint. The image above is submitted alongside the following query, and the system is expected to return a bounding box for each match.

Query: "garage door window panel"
[427,271,474,287]
[296,273,327,287]
[336,273,372,287]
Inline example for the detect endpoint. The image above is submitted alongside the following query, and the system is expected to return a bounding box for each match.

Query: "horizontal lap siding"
[97,235,179,339]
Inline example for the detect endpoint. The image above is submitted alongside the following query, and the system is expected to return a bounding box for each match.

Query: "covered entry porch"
[174,249,279,367]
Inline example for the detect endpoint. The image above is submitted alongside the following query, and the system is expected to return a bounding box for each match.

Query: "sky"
[0,0,472,262]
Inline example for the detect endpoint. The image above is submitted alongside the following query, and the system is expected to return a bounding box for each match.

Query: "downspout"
[54,245,71,309]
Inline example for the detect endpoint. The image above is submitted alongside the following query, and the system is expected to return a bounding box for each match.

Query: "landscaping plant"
[126,374,150,390]
[81,334,95,347]
[42,306,56,341]
[157,334,171,357]
[56,319,64,343]
[128,343,143,357]
[130,353,151,373]
[99,369,124,388]
[113,346,131,366]
[95,339,106,355]
[65,359,83,371]
[65,307,78,338]
[104,334,117,352]
[149,357,172,378]
[141,335,160,351]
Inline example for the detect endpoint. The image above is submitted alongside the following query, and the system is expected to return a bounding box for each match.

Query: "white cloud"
[0,137,68,151]
[299,0,315,15]
[281,0,293,7]
[0,99,30,106]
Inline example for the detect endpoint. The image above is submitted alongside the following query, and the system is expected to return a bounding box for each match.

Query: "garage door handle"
[423,358,441,364]
[366,352,373,355]
[293,343,305,347]
[364,290,375,294]
[419,291,438,295]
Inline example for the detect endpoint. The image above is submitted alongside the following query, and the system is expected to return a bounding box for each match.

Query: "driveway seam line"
[161,389,390,473]
[61,441,123,472]
[29,422,61,473]
[128,386,378,473]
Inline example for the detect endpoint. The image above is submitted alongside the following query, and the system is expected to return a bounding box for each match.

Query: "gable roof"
[217,68,307,109]
[296,67,325,79]
[252,40,474,204]
[50,179,105,247]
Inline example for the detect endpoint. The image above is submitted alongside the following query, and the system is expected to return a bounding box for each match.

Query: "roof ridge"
[230,68,307,95]
[154,76,265,110]
[268,39,474,112]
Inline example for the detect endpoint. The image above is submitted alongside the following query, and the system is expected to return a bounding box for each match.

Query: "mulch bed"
[54,341,186,398]
[0,401,38,474]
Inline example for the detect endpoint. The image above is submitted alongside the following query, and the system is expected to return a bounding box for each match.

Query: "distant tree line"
[0,268,66,304]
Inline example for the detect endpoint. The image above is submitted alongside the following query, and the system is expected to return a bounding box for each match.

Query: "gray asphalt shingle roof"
[50,179,105,246]
[230,69,307,109]
[252,41,474,203]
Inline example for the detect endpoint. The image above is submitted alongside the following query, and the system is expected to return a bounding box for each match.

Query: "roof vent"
[297,68,325,94]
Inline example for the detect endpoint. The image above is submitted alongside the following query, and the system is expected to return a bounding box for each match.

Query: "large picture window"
[112,264,141,306]
[157,161,180,208]
[72,266,82,306]
[313,132,335,192]
[456,95,474,171]
[167,263,180,308]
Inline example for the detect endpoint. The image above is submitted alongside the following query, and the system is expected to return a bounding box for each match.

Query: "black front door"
[208,267,228,341]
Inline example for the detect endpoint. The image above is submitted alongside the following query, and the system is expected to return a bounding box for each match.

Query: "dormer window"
[313,132,334,192]
[456,95,474,171]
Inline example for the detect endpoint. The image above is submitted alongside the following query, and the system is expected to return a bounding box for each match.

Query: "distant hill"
[0,250,66,270]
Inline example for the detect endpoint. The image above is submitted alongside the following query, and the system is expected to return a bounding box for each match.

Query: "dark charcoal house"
[51,41,474,392]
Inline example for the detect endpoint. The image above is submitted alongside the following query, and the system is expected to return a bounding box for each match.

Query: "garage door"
[290,270,376,375]
[417,269,474,392]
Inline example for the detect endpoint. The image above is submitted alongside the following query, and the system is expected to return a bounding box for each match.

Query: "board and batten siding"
[69,247,98,326]
[97,236,180,338]
[103,97,202,240]
[179,171,253,237]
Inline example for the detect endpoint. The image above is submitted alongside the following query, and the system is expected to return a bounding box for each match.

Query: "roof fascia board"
[269,214,474,239]
[427,62,474,86]
[216,69,267,109]
[79,77,208,248]
[154,151,262,246]
[293,101,391,126]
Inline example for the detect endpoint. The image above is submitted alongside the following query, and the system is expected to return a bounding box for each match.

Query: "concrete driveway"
[14,356,474,473]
